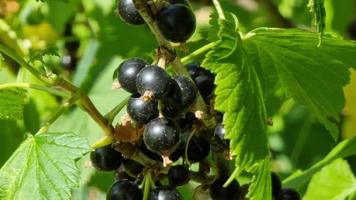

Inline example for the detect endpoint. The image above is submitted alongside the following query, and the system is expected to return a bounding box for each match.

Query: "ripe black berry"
[127,95,158,124]
[61,54,77,71]
[210,176,240,200]
[136,65,173,98]
[139,142,163,162]
[271,172,282,197]
[106,180,142,200]
[149,186,182,200]
[348,20,356,40]
[214,123,229,149]
[143,117,180,156]
[186,63,214,79]
[172,76,197,109]
[276,188,301,200]
[194,74,215,100]
[118,58,147,93]
[168,165,190,186]
[187,135,210,163]
[157,4,196,43]
[90,145,123,171]
[117,0,145,25]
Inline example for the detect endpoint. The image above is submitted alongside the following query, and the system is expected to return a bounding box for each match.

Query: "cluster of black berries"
[272,173,301,200]
[117,0,195,43]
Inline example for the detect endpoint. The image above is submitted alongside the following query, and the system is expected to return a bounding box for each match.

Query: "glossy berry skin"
[210,176,240,200]
[172,76,197,109]
[106,180,142,200]
[276,188,301,200]
[136,65,173,98]
[194,75,215,100]
[168,165,190,186]
[143,117,180,156]
[149,186,182,200]
[187,135,210,162]
[90,145,123,171]
[271,172,282,197]
[157,4,196,43]
[127,95,158,124]
[118,0,145,25]
[118,58,146,93]
[186,63,214,79]
[214,123,229,149]
[139,143,163,162]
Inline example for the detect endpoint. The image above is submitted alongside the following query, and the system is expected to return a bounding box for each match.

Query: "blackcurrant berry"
[149,186,182,200]
[348,20,356,40]
[61,54,77,71]
[187,135,210,163]
[271,172,282,197]
[136,65,173,98]
[127,95,159,124]
[172,76,197,109]
[118,58,147,93]
[177,112,196,132]
[90,145,123,171]
[161,103,182,119]
[106,180,143,200]
[157,4,196,43]
[186,63,214,79]
[210,176,240,200]
[139,142,163,162]
[65,40,80,53]
[117,0,145,25]
[214,123,229,149]
[194,74,215,100]
[169,144,184,162]
[143,117,180,156]
[122,159,144,178]
[276,188,301,200]
[168,165,190,186]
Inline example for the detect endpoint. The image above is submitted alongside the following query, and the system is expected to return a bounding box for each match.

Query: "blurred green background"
[0,0,356,199]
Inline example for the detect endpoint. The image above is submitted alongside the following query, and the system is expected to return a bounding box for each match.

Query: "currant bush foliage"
[203,11,356,199]
[0,133,90,200]
[0,89,26,120]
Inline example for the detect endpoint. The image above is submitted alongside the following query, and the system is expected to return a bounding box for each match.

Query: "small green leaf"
[304,159,356,200]
[203,12,270,200]
[0,88,26,120]
[0,132,91,200]
[284,137,356,189]
[244,28,356,140]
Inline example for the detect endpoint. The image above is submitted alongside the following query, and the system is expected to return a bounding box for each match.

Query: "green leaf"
[203,13,270,200]
[244,28,356,139]
[284,137,356,189]
[304,159,356,200]
[0,132,91,200]
[308,0,326,43]
[0,88,26,120]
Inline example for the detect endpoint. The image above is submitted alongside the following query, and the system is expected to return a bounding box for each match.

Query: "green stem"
[0,82,69,97]
[91,135,114,149]
[104,96,130,124]
[36,92,82,135]
[143,172,153,200]
[180,42,217,64]
[0,43,49,84]
[212,0,225,20]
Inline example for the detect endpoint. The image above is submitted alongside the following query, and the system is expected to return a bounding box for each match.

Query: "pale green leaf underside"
[0,133,91,200]
[244,28,356,139]
[283,137,356,189]
[304,159,356,200]
[203,13,270,200]
[0,88,26,120]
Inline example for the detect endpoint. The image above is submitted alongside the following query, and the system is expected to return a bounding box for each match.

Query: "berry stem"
[0,82,70,98]
[180,42,217,64]
[212,0,225,20]
[0,43,114,136]
[36,92,82,135]
[104,96,130,124]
